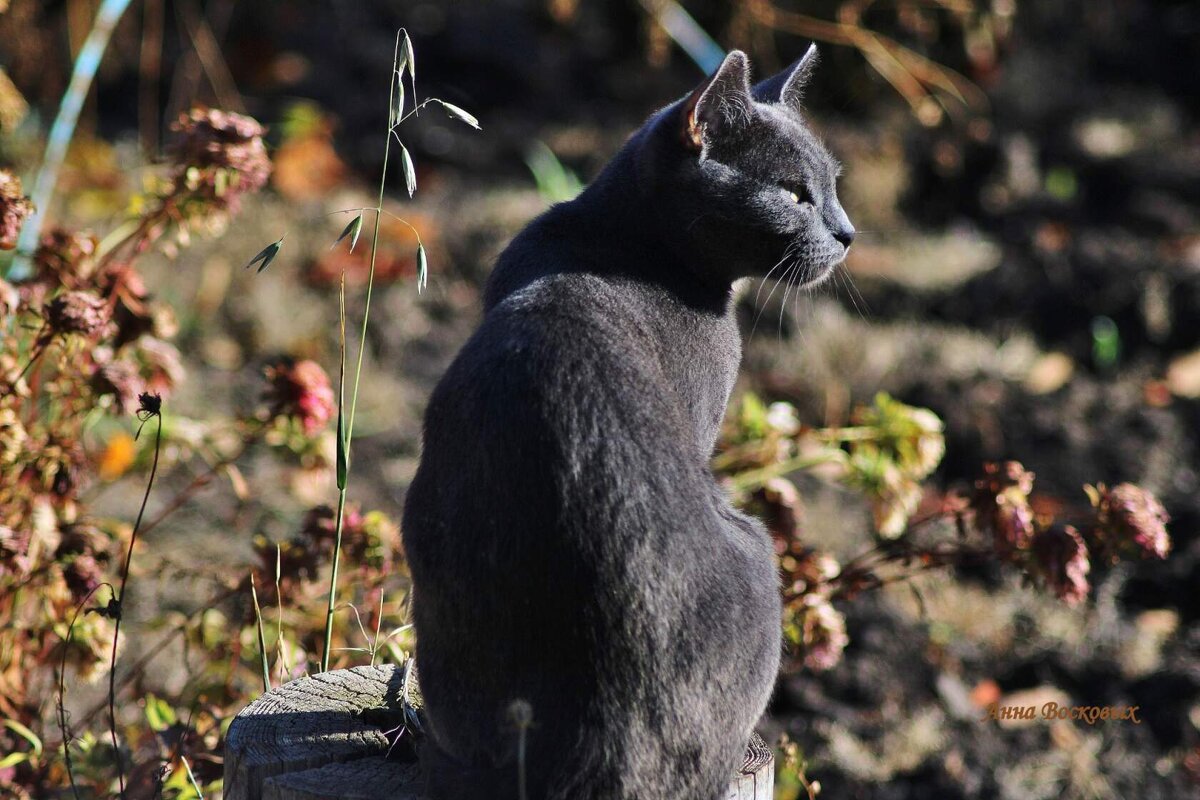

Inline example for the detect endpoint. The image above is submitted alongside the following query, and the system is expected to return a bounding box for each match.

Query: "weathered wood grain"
[224,664,773,799]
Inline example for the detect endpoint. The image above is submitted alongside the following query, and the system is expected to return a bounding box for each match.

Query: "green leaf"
[336,401,349,489]
[336,276,349,489]
[416,244,428,294]
[400,144,416,198]
[3,719,42,757]
[332,215,363,253]
[245,238,284,273]
[438,100,480,130]
[0,752,28,769]
[144,694,176,732]
[402,32,416,80]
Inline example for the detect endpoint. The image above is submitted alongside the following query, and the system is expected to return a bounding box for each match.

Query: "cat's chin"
[797,257,842,289]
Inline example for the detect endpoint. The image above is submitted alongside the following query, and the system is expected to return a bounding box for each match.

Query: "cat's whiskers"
[749,244,800,339]
[777,259,802,340]
[836,264,871,321]
[751,244,798,311]
[793,278,813,351]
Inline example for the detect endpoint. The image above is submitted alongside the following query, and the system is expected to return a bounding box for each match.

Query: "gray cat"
[402,47,853,800]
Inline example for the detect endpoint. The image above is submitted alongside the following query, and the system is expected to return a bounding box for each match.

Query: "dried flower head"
[264,358,336,435]
[792,594,849,671]
[0,169,33,251]
[136,391,162,419]
[1030,524,1090,606]
[972,461,1036,555]
[44,290,112,338]
[170,107,271,213]
[1087,482,1171,560]
[32,229,98,289]
[782,546,840,599]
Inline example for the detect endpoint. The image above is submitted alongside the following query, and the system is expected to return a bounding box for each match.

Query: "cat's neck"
[486,111,736,316]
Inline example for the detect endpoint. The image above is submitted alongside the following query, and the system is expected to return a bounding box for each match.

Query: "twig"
[57,582,114,800]
[108,404,164,798]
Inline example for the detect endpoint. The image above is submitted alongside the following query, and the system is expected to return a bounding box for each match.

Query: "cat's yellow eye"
[789,191,800,204]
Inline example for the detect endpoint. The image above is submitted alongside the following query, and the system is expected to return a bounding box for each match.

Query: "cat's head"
[649,47,853,289]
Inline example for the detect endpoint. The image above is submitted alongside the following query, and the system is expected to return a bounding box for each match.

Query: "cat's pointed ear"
[682,50,753,151]
[752,43,819,112]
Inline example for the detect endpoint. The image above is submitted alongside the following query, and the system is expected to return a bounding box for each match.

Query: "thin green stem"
[321,28,407,672]
[322,488,349,672]
[181,754,204,798]
[727,451,846,493]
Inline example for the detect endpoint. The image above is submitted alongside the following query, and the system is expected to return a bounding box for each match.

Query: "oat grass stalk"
[286,27,475,672]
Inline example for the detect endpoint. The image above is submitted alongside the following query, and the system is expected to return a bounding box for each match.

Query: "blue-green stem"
[9,0,135,280]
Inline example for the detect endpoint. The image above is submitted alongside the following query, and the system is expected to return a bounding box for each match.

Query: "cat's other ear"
[751,43,818,112]
[682,50,753,151]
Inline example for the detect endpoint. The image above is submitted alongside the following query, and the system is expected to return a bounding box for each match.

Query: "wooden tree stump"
[224,664,774,799]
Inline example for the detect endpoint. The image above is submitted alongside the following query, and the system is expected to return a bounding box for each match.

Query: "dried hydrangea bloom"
[972,460,1036,555]
[1031,524,1090,606]
[264,358,336,435]
[1088,482,1171,560]
[43,290,112,338]
[0,169,34,251]
[796,593,849,671]
[170,107,271,213]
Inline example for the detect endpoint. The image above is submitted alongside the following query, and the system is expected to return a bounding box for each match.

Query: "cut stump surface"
[223,664,774,799]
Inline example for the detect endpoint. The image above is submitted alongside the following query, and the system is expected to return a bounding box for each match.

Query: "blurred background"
[1,1,1198,797]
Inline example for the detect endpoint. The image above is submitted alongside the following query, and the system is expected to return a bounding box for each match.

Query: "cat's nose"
[833,225,856,248]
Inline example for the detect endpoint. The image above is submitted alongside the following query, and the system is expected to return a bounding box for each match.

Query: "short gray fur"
[402,47,852,800]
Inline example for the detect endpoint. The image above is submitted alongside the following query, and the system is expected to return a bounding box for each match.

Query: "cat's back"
[429,267,673,446]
